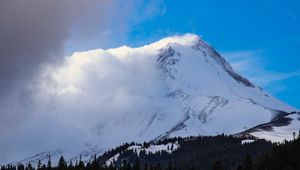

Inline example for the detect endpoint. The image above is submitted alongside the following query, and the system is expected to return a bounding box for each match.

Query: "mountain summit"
[3,34,299,165]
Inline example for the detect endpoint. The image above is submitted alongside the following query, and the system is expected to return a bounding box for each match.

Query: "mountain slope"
[3,34,299,165]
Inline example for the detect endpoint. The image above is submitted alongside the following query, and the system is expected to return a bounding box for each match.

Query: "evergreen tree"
[143,142,149,148]
[47,155,52,170]
[17,164,25,170]
[74,161,78,168]
[212,160,223,170]
[242,154,253,170]
[293,132,296,140]
[91,155,98,170]
[78,155,84,170]
[154,163,161,170]
[126,163,132,170]
[37,160,41,170]
[58,156,67,170]
[144,163,148,170]
[133,159,140,170]
[108,162,115,170]
[122,160,127,170]
[68,161,73,170]
[41,164,46,170]
[27,163,34,170]
[236,164,242,170]
[86,162,91,170]
[167,162,173,170]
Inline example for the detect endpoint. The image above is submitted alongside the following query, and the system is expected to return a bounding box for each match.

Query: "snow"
[105,153,120,166]
[106,142,179,166]
[128,142,179,155]
[11,150,63,167]
[241,140,255,145]
[2,33,298,165]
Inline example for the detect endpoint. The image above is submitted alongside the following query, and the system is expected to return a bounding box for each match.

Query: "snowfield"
[2,34,299,165]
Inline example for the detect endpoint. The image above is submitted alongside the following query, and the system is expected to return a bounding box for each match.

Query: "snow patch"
[105,142,179,166]
[128,142,179,156]
[241,140,255,145]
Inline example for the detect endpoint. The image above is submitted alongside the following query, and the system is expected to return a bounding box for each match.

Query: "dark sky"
[0,0,164,138]
[0,0,116,133]
[0,0,165,162]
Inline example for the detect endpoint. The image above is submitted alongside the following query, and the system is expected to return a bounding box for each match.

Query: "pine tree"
[236,164,242,170]
[78,155,84,170]
[212,160,223,170]
[86,162,91,170]
[108,162,115,170]
[167,162,173,170]
[122,159,127,170]
[155,163,161,170]
[293,132,296,140]
[47,155,52,170]
[242,154,253,170]
[58,156,67,170]
[18,164,25,170]
[68,160,73,170]
[144,163,148,170]
[143,142,148,148]
[27,163,34,170]
[126,163,132,170]
[41,164,46,170]
[91,155,98,170]
[133,159,140,170]
[37,160,41,170]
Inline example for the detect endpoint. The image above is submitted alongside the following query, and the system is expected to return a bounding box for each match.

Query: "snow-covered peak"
[2,33,299,165]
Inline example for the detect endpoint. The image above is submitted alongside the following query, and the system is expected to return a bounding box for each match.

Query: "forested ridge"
[2,132,300,170]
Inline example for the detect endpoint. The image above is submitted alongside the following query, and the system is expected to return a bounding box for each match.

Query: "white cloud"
[0,34,200,163]
[0,1,167,163]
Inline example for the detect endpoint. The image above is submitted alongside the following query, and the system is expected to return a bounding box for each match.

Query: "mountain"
[3,34,299,166]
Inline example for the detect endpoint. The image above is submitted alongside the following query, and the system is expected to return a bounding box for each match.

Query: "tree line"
[1,132,300,170]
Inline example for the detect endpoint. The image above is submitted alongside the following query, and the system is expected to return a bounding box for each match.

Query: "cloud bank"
[0,0,163,161]
[0,0,110,132]
[0,33,195,162]
[0,0,166,162]
[0,0,165,133]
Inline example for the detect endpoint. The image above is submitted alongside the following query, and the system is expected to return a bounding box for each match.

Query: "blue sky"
[125,0,300,108]
[66,0,300,108]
